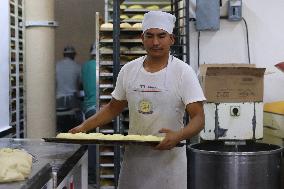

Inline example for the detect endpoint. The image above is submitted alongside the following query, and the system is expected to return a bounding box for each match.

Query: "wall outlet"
[230,106,240,116]
[228,0,242,21]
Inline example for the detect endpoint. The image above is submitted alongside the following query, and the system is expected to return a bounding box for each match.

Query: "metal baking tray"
[42,138,185,147]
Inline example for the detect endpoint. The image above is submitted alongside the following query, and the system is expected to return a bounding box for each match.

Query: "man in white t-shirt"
[70,11,205,189]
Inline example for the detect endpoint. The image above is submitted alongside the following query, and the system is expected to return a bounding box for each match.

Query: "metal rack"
[96,1,190,188]
[9,0,26,138]
[96,9,117,188]
[171,0,190,64]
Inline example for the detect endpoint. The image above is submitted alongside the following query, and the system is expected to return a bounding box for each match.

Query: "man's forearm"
[81,98,127,132]
[82,104,119,131]
[178,114,205,141]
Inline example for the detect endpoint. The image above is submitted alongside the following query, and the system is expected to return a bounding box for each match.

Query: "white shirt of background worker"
[56,46,81,99]
[70,11,206,189]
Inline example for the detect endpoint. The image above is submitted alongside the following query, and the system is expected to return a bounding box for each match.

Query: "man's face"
[141,28,174,58]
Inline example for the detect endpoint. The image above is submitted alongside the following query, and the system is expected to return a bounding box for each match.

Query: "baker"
[70,11,206,189]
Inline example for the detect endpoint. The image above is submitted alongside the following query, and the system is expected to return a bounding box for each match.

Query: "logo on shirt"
[133,85,162,93]
[138,99,153,114]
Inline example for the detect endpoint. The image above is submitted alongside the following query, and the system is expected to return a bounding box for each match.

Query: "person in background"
[82,43,97,119]
[70,11,206,189]
[81,43,97,186]
[56,45,81,132]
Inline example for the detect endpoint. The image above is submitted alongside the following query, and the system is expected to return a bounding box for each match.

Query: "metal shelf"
[100,39,142,43]
[100,175,115,179]
[120,117,129,122]
[8,0,26,138]
[100,152,114,156]
[100,61,113,65]
[100,95,112,100]
[123,8,171,13]
[110,19,142,23]
[100,73,113,77]
[100,84,114,88]
[100,28,142,32]
[100,129,115,134]
[100,163,114,168]
[100,51,114,55]
[100,186,115,189]
[101,50,146,55]
[121,50,146,54]
[122,2,170,5]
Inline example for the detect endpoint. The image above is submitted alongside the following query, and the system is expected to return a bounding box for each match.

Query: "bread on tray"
[56,132,164,142]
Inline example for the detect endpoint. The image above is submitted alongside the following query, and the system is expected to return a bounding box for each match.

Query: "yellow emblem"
[138,99,153,114]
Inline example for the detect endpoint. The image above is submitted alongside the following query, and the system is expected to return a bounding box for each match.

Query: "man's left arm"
[156,101,205,150]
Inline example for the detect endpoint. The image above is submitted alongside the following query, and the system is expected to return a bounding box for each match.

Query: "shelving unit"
[96,0,189,188]
[9,0,25,138]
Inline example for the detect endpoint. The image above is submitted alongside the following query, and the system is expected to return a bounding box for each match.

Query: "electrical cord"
[242,17,251,64]
[196,17,251,67]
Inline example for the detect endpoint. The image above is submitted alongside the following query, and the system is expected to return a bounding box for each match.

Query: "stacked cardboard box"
[199,64,266,103]
[263,101,284,147]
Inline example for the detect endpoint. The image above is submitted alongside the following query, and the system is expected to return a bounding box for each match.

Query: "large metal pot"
[188,141,283,189]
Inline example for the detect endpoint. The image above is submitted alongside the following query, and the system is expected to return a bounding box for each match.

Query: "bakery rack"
[9,0,26,138]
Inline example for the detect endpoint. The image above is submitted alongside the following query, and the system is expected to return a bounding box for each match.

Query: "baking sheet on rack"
[42,138,185,147]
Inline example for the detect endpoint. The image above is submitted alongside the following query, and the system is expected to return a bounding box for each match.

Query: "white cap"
[90,43,96,55]
[142,11,176,34]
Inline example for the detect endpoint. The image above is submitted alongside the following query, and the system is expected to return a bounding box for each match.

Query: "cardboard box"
[199,64,266,102]
[263,127,284,147]
[264,112,284,132]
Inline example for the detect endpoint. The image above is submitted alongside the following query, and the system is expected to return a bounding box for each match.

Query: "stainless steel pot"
[188,141,283,189]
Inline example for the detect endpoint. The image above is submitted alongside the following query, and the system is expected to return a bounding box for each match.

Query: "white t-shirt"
[56,57,81,97]
[112,55,205,108]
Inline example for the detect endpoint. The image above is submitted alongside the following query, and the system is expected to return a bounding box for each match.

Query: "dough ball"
[120,14,129,20]
[131,14,144,20]
[146,5,160,10]
[100,23,113,29]
[120,22,132,29]
[0,148,32,183]
[128,5,143,9]
[132,23,142,29]
[120,4,127,10]
[162,5,171,11]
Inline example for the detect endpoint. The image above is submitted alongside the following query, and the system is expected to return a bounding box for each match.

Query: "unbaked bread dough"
[100,47,113,53]
[0,148,32,183]
[120,15,129,20]
[120,46,129,52]
[162,5,171,11]
[56,133,164,142]
[128,5,143,9]
[146,5,160,10]
[100,23,113,29]
[132,23,142,29]
[120,22,132,29]
[120,4,127,10]
[131,14,144,20]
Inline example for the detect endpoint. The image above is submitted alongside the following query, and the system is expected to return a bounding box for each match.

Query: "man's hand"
[68,123,86,134]
[68,98,127,134]
[155,128,183,150]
